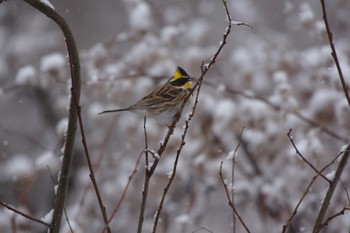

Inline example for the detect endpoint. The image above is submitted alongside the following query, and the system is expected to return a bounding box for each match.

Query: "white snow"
[325,170,336,181]
[273,71,288,84]
[299,3,314,25]
[226,150,236,161]
[167,169,173,178]
[1,155,34,178]
[161,25,181,44]
[41,209,54,224]
[35,150,59,171]
[56,118,68,137]
[213,99,236,135]
[40,53,66,73]
[128,0,153,32]
[175,214,190,224]
[227,182,234,194]
[15,65,37,86]
[339,144,349,154]
[40,0,55,10]
[54,184,58,194]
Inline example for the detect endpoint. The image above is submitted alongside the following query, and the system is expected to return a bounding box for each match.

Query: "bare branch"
[137,117,152,233]
[282,174,319,233]
[231,127,246,233]
[318,207,350,231]
[73,101,111,233]
[101,152,143,233]
[0,201,50,227]
[287,129,330,183]
[219,162,251,233]
[320,0,350,108]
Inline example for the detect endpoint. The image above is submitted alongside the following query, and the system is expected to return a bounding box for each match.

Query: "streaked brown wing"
[129,84,188,110]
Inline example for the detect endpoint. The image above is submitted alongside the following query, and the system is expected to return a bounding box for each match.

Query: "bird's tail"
[98,108,130,114]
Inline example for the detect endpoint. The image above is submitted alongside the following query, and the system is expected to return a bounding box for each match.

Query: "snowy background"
[0,0,350,232]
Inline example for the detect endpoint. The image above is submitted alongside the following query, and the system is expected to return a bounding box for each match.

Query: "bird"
[99,66,194,126]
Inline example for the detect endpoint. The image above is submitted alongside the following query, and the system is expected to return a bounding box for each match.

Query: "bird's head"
[169,66,194,90]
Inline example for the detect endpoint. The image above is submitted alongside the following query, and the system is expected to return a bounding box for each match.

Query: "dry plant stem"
[340,180,350,203]
[152,78,204,233]
[318,207,350,230]
[151,137,185,233]
[320,0,350,107]
[74,101,111,233]
[283,133,347,232]
[219,162,251,233]
[231,128,245,233]
[100,152,143,233]
[282,154,337,233]
[0,201,50,227]
[287,129,330,183]
[312,144,350,233]
[282,174,320,233]
[79,118,117,207]
[19,1,81,233]
[137,117,151,233]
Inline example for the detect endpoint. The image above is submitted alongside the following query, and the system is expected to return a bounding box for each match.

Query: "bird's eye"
[170,77,189,87]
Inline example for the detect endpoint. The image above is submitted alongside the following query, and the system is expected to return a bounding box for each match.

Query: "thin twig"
[320,0,350,108]
[78,117,117,207]
[100,151,143,233]
[0,201,50,227]
[73,95,111,233]
[282,174,319,233]
[340,180,350,204]
[151,137,185,233]
[318,207,350,231]
[137,116,152,233]
[219,162,251,233]
[287,129,330,183]
[231,127,246,233]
